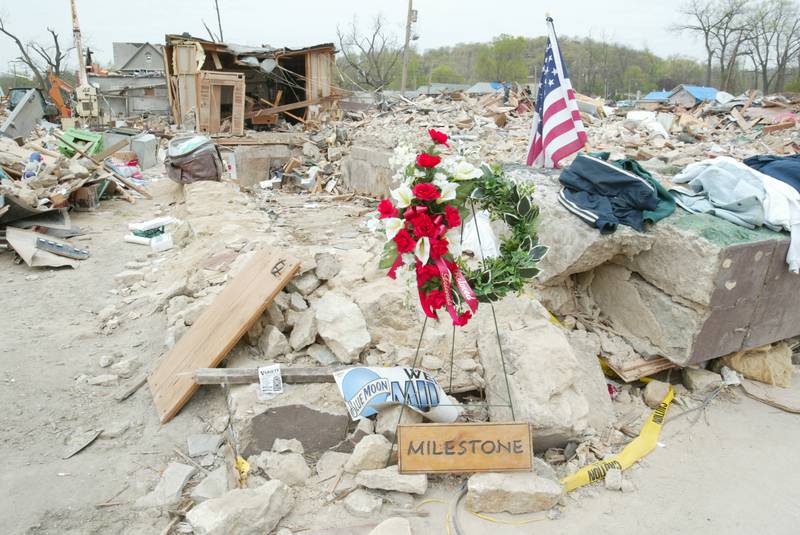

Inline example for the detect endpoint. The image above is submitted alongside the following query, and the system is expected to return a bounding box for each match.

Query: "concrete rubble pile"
[27,85,798,534]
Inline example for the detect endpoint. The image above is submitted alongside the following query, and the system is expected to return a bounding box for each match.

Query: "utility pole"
[400,0,413,95]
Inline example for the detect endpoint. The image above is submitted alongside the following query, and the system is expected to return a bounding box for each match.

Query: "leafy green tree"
[476,34,529,82]
[430,65,462,83]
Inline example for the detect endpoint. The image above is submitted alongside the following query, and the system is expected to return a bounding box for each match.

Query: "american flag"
[526,17,587,168]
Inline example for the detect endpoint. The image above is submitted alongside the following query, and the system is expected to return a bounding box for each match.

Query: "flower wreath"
[373,129,548,327]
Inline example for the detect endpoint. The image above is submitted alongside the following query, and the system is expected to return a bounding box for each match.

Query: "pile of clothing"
[671,156,800,273]
[557,153,675,233]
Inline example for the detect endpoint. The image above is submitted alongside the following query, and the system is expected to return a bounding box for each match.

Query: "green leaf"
[502,212,520,226]
[378,240,399,269]
[529,245,549,262]
[470,187,486,200]
[519,267,541,278]
[517,195,532,217]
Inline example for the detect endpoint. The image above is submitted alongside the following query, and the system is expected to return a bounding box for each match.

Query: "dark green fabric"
[590,151,676,224]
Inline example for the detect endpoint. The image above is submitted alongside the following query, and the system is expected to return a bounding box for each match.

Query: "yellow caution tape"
[235,455,250,486]
[416,498,452,535]
[468,510,547,526]
[561,385,674,492]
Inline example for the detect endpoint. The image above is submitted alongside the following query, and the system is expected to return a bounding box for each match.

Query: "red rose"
[377,198,399,219]
[409,213,435,238]
[416,153,441,168]
[428,129,449,146]
[416,263,439,286]
[412,183,441,201]
[430,238,449,259]
[445,205,461,228]
[453,310,473,326]
[394,229,416,253]
[426,289,447,310]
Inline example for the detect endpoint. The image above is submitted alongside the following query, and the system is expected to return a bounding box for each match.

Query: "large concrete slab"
[506,165,800,366]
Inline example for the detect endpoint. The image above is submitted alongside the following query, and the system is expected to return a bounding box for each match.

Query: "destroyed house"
[88,42,169,118]
[641,90,670,103]
[163,35,337,136]
[667,85,719,107]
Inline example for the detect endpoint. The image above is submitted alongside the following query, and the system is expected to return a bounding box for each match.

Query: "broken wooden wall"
[196,71,245,136]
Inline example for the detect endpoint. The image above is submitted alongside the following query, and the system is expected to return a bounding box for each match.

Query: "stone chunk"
[135,462,197,508]
[258,452,311,486]
[604,467,623,491]
[264,302,287,331]
[344,434,392,473]
[191,466,229,503]
[314,292,371,363]
[260,325,291,359]
[302,141,322,160]
[186,480,293,535]
[289,292,308,311]
[306,343,337,366]
[718,343,794,388]
[344,488,383,517]
[367,517,411,535]
[682,367,723,392]
[643,380,671,409]
[188,434,223,457]
[314,252,341,280]
[316,451,351,479]
[355,465,427,495]
[87,374,118,386]
[114,270,144,287]
[288,271,321,296]
[375,405,423,440]
[272,438,304,454]
[289,309,317,351]
[466,472,563,514]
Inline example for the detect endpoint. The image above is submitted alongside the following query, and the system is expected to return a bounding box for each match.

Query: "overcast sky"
[0,0,702,75]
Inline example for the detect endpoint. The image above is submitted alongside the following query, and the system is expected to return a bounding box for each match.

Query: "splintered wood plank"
[148,249,299,422]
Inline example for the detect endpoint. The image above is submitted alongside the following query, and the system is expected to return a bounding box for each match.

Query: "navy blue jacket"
[743,154,800,194]
[558,154,660,233]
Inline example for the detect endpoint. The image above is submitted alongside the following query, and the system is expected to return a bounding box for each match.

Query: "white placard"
[258,364,283,400]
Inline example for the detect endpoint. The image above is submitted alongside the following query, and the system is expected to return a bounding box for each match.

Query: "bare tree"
[676,0,718,86]
[710,0,750,91]
[769,0,800,91]
[0,17,72,89]
[337,16,403,91]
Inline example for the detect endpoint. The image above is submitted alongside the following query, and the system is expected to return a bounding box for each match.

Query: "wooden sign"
[397,422,533,474]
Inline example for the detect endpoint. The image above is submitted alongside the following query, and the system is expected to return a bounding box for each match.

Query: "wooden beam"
[211,52,223,70]
[246,97,326,120]
[94,139,130,161]
[731,108,750,131]
[762,122,796,134]
[193,366,341,385]
[255,92,306,123]
[741,89,757,114]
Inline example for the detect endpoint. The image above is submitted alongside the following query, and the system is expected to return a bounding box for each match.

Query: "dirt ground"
[1,179,799,535]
